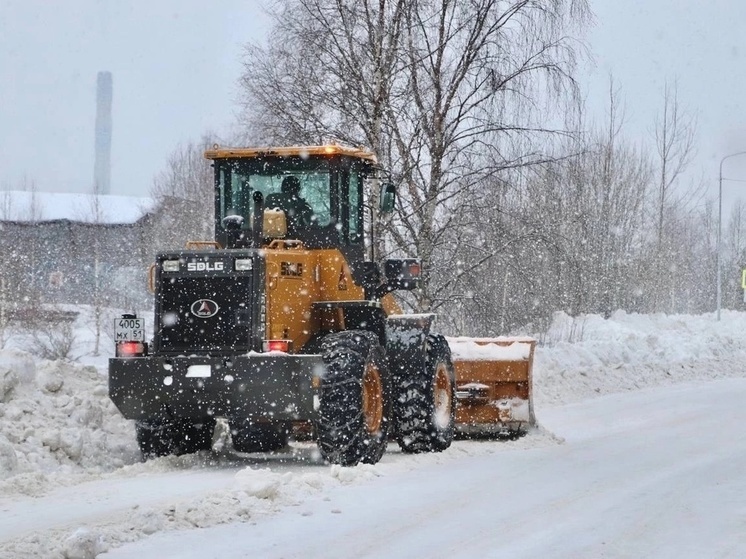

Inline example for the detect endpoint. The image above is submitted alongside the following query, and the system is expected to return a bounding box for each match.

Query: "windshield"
[217,157,332,230]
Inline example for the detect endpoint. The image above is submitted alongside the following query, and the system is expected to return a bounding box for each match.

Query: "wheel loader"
[108,145,535,466]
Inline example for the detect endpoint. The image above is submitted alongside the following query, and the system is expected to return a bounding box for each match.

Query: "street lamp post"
[716,150,746,321]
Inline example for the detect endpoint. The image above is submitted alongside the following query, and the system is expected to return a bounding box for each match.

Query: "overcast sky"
[1,0,745,203]
[0,0,267,197]
[584,0,746,204]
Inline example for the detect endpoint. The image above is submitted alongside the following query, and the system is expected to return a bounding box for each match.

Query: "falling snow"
[1,307,746,557]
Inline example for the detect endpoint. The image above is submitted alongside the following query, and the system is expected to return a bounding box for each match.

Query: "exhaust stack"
[93,71,113,194]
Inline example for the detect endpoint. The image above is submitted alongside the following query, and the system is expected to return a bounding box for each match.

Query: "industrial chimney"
[93,71,113,194]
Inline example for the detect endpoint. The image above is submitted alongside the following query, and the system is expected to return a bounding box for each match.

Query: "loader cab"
[206,146,381,262]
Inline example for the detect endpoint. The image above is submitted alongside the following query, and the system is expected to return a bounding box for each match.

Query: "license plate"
[115,317,145,342]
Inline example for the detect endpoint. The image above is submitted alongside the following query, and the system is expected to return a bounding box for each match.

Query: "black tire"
[135,419,174,459]
[135,417,215,459]
[177,418,217,454]
[315,330,391,466]
[230,421,289,453]
[395,334,456,454]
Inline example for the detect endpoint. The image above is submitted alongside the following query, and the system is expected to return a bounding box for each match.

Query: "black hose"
[252,191,264,247]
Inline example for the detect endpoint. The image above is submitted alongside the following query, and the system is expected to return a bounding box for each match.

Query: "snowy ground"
[1,308,746,558]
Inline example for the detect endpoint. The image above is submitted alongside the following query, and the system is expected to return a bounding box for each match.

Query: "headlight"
[162,260,180,272]
[235,258,253,271]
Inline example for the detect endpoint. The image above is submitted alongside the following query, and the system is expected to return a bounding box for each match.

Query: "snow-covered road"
[0,469,241,545]
[99,378,746,559]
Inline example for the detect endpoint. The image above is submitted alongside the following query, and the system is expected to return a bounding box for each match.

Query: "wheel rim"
[362,364,383,434]
[433,362,452,428]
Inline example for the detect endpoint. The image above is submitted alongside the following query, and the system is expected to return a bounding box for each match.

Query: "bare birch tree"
[239,0,408,261]
[443,83,654,333]
[654,81,697,244]
[239,0,591,312]
[86,193,105,355]
[649,81,700,311]
[150,138,215,251]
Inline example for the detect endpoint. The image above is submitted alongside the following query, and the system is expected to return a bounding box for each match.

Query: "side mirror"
[379,182,396,214]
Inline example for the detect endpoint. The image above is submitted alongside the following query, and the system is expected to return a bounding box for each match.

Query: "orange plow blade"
[448,337,536,437]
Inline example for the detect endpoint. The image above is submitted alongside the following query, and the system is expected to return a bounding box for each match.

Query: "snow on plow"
[448,337,537,437]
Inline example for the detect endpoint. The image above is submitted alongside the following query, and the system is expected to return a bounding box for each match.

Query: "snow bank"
[0,349,139,494]
[533,309,746,406]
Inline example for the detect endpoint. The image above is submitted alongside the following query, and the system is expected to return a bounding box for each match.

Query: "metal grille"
[157,276,253,353]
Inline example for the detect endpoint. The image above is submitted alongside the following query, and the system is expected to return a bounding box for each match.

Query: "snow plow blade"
[448,337,536,437]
